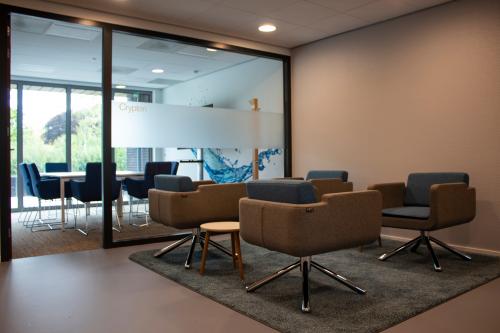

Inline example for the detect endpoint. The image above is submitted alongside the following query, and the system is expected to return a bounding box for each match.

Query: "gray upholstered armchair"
[368,172,476,272]
[148,175,247,268]
[240,180,382,312]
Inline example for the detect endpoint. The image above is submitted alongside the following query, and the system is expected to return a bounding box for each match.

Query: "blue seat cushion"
[246,180,317,204]
[306,170,348,182]
[154,175,194,192]
[404,172,469,206]
[383,206,430,220]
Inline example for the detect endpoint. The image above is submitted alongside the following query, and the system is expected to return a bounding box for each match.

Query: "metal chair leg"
[423,235,442,272]
[311,261,366,294]
[301,258,311,313]
[378,236,421,261]
[429,236,472,261]
[246,261,301,292]
[154,235,192,258]
[410,238,422,252]
[184,230,199,269]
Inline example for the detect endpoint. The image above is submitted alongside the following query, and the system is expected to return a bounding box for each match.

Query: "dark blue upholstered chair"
[26,163,72,230]
[306,170,348,182]
[125,161,179,200]
[370,172,476,271]
[124,161,179,226]
[70,162,122,235]
[45,162,69,172]
[19,163,35,197]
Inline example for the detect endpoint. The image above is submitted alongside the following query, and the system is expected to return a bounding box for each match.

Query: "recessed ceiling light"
[258,24,276,32]
[152,68,164,74]
[206,48,217,52]
[116,85,127,89]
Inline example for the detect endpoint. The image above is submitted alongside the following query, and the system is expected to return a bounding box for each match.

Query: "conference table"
[41,170,143,231]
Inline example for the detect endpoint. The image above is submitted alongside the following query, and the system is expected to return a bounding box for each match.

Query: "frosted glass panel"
[112,101,283,149]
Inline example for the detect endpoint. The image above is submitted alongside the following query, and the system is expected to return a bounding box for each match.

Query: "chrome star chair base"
[153,227,234,269]
[246,256,366,313]
[378,231,471,272]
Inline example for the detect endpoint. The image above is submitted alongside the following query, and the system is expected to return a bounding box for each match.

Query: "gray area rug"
[129,239,500,333]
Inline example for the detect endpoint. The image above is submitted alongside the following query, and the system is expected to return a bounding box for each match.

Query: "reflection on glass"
[22,85,67,170]
[10,85,18,209]
[111,31,285,242]
[71,89,102,171]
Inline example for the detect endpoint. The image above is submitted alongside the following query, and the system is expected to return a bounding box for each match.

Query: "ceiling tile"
[305,0,375,12]
[222,0,301,15]
[267,1,340,27]
[346,0,418,24]
[308,13,366,35]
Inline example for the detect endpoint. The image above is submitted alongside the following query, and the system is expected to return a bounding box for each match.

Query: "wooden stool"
[199,221,244,280]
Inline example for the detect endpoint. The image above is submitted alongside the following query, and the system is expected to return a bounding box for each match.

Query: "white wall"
[291,0,500,252]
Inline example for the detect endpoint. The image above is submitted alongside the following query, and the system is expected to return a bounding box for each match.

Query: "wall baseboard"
[381,234,500,257]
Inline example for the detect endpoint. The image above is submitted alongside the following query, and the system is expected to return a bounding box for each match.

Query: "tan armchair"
[368,173,476,271]
[240,180,382,312]
[148,176,247,268]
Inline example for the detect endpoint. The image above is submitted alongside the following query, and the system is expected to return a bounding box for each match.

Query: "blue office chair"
[124,161,179,226]
[70,162,122,235]
[27,163,72,231]
[45,162,69,172]
[18,163,37,225]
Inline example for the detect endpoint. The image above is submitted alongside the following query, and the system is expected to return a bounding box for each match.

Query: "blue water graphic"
[192,148,283,183]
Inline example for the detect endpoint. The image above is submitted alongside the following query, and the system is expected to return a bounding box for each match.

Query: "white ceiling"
[11,14,258,88]
[45,0,452,48]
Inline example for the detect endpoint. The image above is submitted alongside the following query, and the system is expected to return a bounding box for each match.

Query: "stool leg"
[234,231,244,280]
[199,231,211,275]
[231,232,237,268]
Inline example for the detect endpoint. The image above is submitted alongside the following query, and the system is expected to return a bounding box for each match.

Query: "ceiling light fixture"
[206,48,217,52]
[116,85,127,89]
[152,68,164,74]
[258,24,276,32]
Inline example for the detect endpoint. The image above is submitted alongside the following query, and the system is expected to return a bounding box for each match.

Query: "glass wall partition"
[111,31,285,242]
[9,13,104,258]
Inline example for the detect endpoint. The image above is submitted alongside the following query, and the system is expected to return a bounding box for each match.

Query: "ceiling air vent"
[45,22,100,41]
[137,40,181,54]
[147,78,183,86]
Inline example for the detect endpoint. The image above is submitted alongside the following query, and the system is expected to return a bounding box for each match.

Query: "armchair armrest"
[430,183,476,229]
[148,183,246,229]
[192,180,215,189]
[309,179,353,200]
[367,182,405,208]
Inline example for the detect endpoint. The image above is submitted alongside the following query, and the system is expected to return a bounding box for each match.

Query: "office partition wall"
[0,4,291,260]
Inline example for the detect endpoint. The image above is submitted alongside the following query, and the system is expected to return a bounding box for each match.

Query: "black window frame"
[0,4,292,261]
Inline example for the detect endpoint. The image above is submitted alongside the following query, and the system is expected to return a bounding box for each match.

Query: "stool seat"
[199,221,244,280]
[201,221,240,233]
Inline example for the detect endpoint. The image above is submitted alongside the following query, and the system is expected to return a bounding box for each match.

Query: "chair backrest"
[19,163,35,197]
[45,162,68,172]
[26,163,41,197]
[405,172,469,206]
[305,170,348,182]
[154,175,194,192]
[246,180,317,204]
[144,162,180,188]
[83,162,119,200]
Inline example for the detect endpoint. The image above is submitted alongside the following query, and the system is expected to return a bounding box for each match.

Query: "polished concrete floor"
[1,242,499,333]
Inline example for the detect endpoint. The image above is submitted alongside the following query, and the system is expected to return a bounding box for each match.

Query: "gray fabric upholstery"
[306,170,348,182]
[246,180,317,204]
[383,206,430,220]
[404,173,469,206]
[154,175,194,192]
